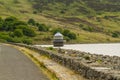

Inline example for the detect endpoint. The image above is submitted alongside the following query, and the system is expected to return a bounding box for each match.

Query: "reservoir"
[36,43,120,57]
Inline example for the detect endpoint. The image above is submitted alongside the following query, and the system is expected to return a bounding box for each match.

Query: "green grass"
[0,0,120,44]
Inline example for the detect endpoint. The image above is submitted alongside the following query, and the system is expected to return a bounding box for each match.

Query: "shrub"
[23,39,32,45]
[68,32,77,39]
[33,11,37,14]
[63,29,70,36]
[5,16,17,22]
[84,55,90,60]
[13,0,20,3]
[23,27,36,37]
[47,47,54,50]
[38,24,49,32]
[63,29,77,39]
[52,28,63,35]
[0,17,3,30]
[6,36,14,42]
[13,21,27,27]
[13,29,23,37]
[28,18,36,26]
[112,32,119,38]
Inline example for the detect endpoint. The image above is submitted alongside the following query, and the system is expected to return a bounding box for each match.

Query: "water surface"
[35,43,120,57]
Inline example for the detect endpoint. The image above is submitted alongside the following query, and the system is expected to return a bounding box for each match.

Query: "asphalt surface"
[0,44,49,80]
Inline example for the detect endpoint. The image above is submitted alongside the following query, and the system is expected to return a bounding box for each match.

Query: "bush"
[112,32,119,38]
[5,16,17,22]
[33,11,37,14]
[13,21,27,27]
[13,29,23,37]
[84,55,90,60]
[23,39,32,45]
[63,29,70,36]
[28,18,36,26]
[6,36,14,42]
[1,16,27,31]
[63,29,77,39]
[47,47,54,50]
[23,27,36,37]
[52,28,63,35]
[0,17,3,30]
[68,32,77,39]
[38,24,49,32]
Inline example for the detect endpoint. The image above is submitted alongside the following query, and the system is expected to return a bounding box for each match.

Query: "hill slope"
[0,0,120,44]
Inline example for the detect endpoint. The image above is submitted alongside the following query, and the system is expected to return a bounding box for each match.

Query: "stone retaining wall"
[11,43,120,80]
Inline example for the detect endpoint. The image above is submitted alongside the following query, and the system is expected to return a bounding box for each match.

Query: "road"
[0,44,49,80]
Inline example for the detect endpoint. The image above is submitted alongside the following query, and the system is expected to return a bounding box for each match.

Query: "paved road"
[0,44,49,80]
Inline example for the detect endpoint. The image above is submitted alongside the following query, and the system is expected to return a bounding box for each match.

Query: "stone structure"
[53,32,64,47]
[11,43,120,80]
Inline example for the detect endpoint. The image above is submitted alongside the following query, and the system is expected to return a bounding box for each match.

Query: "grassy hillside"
[0,0,120,44]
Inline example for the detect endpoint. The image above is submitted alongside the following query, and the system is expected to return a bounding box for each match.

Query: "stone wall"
[11,43,120,80]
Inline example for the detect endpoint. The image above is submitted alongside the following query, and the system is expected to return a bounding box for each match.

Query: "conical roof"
[54,32,63,37]
[54,32,63,39]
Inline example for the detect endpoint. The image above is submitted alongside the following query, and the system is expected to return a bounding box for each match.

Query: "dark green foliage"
[33,11,37,14]
[84,55,90,60]
[6,37,14,42]
[63,29,70,36]
[13,0,20,4]
[23,27,36,37]
[82,26,94,32]
[52,28,63,35]
[38,24,49,32]
[28,18,36,26]
[67,32,77,39]
[0,17,27,31]
[13,21,27,27]
[47,47,54,50]
[9,32,15,37]
[0,17,3,30]
[0,16,36,37]
[13,29,23,37]
[63,29,77,39]
[60,10,65,14]
[23,39,32,45]
[0,16,37,44]
[5,16,17,22]
[112,31,119,38]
